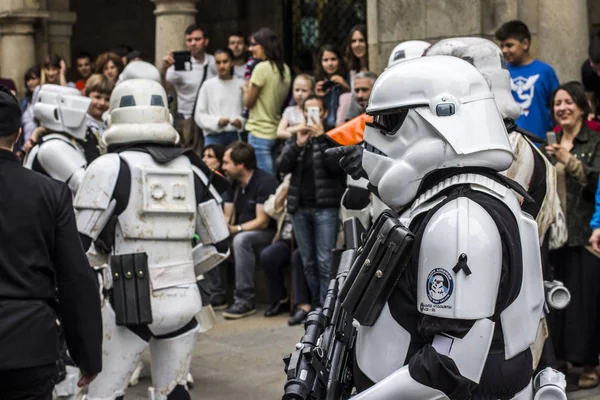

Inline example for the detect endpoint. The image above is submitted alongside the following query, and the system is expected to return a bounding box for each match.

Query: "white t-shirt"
[166,53,217,118]
[194,76,246,135]
[282,106,305,126]
[233,64,245,80]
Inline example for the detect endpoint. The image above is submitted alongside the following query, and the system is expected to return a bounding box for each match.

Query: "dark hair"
[229,32,246,43]
[226,141,256,170]
[185,23,208,38]
[42,54,62,69]
[495,20,531,43]
[203,144,225,170]
[589,34,600,64]
[24,66,40,83]
[215,48,235,77]
[23,66,40,98]
[125,50,145,64]
[314,44,348,82]
[75,52,93,62]
[251,27,285,80]
[302,94,324,110]
[41,55,62,84]
[550,81,591,125]
[345,24,368,73]
[110,45,133,58]
[215,48,234,59]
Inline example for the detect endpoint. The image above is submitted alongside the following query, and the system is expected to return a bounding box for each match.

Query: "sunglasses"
[249,42,258,47]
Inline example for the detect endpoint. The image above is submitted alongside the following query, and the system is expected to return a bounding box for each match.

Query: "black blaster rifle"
[283,217,365,400]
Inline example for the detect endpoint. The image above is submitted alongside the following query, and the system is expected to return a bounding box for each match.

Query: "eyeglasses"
[249,42,258,47]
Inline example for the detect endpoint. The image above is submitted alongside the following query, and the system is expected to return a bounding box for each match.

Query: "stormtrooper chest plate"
[118,151,196,240]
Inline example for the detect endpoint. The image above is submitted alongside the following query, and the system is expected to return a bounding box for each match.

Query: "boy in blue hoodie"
[495,20,559,141]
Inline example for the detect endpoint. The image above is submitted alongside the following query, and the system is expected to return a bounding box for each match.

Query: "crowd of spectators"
[7,16,600,390]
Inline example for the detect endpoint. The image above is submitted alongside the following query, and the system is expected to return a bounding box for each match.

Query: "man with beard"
[219,141,278,319]
[228,33,248,80]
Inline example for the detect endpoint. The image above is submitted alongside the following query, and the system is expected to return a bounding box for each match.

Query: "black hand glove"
[325,145,367,180]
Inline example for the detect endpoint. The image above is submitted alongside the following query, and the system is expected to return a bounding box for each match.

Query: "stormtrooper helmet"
[424,37,521,121]
[102,78,179,146]
[33,84,91,140]
[362,55,514,209]
[117,61,161,84]
[387,40,431,67]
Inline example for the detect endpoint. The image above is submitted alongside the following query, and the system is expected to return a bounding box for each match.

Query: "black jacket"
[0,149,102,373]
[277,134,345,214]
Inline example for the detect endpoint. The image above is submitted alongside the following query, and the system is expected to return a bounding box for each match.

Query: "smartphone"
[306,106,320,126]
[321,80,336,91]
[173,50,191,71]
[546,131,557,145]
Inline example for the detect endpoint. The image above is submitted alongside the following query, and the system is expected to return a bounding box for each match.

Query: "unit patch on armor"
[426,268,454,304]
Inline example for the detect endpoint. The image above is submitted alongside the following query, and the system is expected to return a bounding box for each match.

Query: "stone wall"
[367,0,592,83]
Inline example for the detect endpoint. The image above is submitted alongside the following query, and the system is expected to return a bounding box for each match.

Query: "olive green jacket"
[552,125,600,247]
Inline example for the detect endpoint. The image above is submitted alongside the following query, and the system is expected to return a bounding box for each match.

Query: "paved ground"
[109,305,600,399]
[125,305,303,399]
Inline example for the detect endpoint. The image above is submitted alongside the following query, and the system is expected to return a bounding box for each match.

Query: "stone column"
[152,0,197,68]
[47,11,77,66]
[0,10,48,96]
[538,0,588,82]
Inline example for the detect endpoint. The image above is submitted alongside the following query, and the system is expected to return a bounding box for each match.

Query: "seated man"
[220,141,278,319]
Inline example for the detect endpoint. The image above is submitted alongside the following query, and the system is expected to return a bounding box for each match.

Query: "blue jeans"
[204,131,240,147]
[248,134,276,175]
[292,208,339,306]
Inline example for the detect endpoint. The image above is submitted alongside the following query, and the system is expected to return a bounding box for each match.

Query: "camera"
[544,280,571,310]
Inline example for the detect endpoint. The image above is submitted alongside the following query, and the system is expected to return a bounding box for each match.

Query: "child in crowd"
[276,74,313,140]
[195,48,245,147]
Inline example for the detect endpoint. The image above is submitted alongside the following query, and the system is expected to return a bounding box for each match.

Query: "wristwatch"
[237,224,243,232]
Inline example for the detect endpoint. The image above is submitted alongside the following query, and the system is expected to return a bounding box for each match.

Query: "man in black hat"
[0,85,102,399]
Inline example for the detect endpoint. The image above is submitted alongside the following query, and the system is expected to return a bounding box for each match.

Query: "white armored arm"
[34,138,88,193]
[73,154,121,241]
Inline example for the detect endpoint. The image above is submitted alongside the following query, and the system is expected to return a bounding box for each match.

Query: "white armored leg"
[148,324,198,400]
[85,303,148,400]
[53,365,80,400]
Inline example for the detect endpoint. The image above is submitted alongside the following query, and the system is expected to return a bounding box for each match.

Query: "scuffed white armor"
[352,56,547,400]
[75,77,228,400]
[23,134,87,193]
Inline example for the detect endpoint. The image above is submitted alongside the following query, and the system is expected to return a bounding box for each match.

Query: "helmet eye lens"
[371,109,408,135]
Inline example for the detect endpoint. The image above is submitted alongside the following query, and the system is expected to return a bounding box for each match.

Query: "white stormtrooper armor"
[424,37,559,240]
[387,40,431,67]
[118,61,162,84]
[340,40,430,229]
[352,56,545,399]
[74,78,229,400]
[23,84,91,193]
[424,38,565,385]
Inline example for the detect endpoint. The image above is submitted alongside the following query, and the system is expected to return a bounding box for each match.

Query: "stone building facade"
[0,0,598,97]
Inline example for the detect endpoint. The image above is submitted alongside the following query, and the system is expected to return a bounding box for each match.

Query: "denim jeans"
[204,131,240,147]
[232,229,275,307]
[260,240,311,305]
[292,208,339,305]
[248,133,276,175]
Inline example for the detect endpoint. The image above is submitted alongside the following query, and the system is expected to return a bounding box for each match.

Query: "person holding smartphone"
[277,95,346,306]
[314,45,350,131]
[161,24,217,151]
